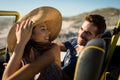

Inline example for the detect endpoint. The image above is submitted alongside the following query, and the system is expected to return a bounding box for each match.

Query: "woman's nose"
[47,30,51,35]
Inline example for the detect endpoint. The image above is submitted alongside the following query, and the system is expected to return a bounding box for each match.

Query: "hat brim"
[7,6,62,53]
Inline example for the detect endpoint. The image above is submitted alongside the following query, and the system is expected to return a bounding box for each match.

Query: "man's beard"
[78,37,89,46]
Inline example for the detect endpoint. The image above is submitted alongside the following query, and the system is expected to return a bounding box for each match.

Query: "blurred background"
[0,0,120,48]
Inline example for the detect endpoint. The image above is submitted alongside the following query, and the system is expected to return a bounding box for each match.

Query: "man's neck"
[75,45,85,54]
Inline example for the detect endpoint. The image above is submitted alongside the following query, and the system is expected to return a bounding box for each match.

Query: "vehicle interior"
[0,11,120,80]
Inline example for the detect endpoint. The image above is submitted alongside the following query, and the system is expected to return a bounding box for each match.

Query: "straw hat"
[7,6,62,53]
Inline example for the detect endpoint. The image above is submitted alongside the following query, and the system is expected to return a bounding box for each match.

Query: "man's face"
[77,20,98,46]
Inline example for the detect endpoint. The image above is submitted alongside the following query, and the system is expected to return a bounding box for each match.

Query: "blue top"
[62,38,78,79]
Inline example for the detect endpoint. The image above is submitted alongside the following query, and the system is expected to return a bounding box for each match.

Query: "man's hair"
[85,14,106,34]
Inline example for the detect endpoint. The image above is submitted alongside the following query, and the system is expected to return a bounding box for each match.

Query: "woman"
[2,6,62,80]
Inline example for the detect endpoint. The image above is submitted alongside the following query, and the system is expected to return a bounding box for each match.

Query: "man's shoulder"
[64,38,77,43]
[64,38,77,49]
[69,38,77,46]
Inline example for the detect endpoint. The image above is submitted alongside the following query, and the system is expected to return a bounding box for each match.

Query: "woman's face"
[31,23,50,43]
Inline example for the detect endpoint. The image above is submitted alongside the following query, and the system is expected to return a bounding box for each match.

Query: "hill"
[56,7,120,41]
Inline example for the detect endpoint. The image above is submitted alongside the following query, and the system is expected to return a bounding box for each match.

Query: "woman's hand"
[16,19,33,45]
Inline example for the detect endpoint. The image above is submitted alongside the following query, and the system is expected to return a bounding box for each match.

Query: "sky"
[0,0,120,17]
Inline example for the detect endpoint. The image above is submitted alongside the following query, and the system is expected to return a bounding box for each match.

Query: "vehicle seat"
[101,30,120,80]
[0,47,10,80]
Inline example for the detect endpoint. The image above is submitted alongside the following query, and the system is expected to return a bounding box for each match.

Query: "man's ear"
[96,34,103,38]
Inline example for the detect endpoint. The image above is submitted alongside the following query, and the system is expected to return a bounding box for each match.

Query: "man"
[57,14,106,79]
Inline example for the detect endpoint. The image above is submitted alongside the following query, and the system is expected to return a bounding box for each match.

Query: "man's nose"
[81,30,86,37]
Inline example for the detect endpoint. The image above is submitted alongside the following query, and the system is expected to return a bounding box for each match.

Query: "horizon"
[0,0,120,17]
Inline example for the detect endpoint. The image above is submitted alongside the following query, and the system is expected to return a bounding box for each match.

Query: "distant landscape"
[0,7,120,48]
[0,18,14,48]
[56,7,120,42]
